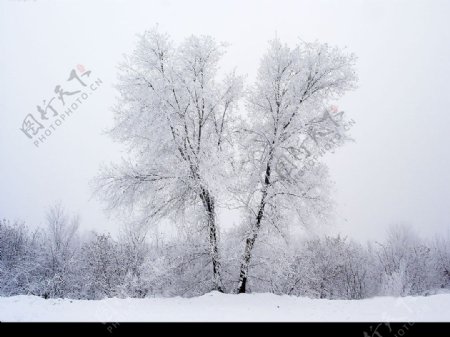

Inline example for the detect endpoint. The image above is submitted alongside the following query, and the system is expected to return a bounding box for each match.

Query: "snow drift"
[1,292,449,322]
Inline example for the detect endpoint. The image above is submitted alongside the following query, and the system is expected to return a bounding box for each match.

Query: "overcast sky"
[1,0,449,242]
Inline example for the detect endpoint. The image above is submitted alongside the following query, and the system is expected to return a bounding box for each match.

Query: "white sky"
[1,0,449,241]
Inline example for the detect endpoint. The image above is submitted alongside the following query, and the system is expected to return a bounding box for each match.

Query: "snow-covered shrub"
[375,225,438,296]
[79,233,125,299]
[0,219,44,296]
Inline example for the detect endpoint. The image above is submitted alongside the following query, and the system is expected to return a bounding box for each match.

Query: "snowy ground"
[1,292,449,322]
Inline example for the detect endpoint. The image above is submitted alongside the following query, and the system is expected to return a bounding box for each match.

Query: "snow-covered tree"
[41,203,80,298]
[431,234,450,289]
[116,223,150,297]
[235,38,357,292]
[80,233,125,299]
[0,219,43,296]
[1,215,450,299]
[298,236,371,299]
[375,225,438,296]
[95,29,243,292]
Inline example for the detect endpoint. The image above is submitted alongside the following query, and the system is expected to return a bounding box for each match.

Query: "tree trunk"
[237,160,272,293]
[200,187,224,293]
